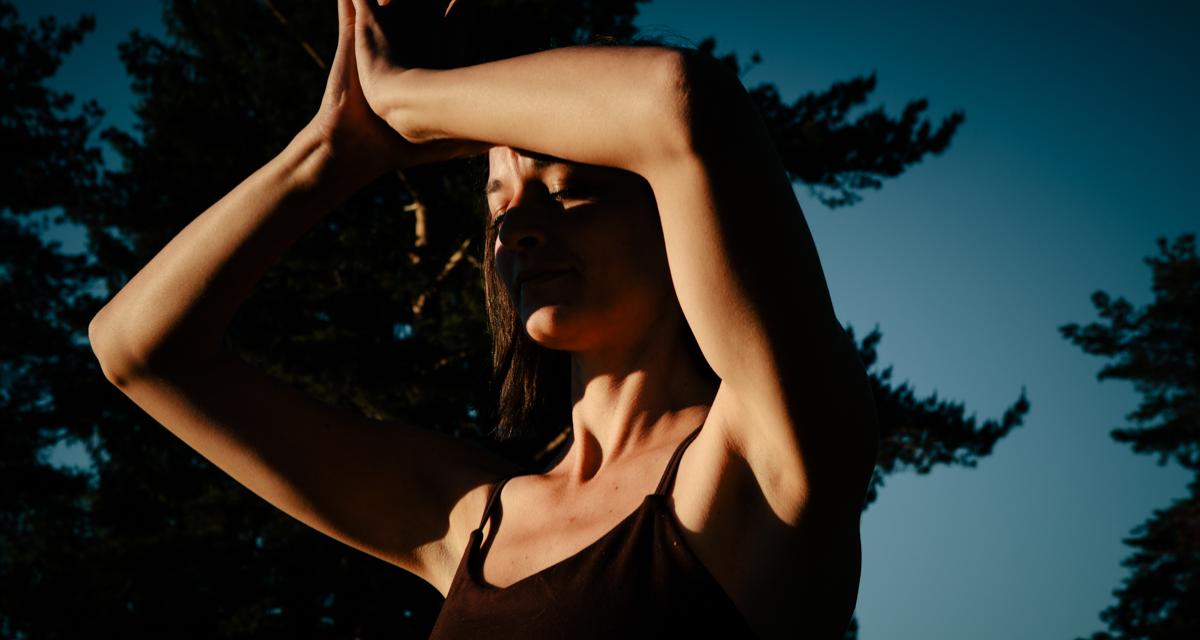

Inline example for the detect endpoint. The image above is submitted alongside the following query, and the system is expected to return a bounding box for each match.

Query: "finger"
[349,0,383,50]
[333,0,356,62]
[350,0,377,19]
[351,0,388,39]
[337,0,364,89]
[336,0,355,39]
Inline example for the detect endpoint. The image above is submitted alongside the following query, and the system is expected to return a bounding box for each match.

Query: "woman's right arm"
[87,0,514,596]
[90,127,367,376]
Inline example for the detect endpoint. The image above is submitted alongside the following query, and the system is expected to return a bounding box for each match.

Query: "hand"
[349,0,459,121]
[307,0,487,176]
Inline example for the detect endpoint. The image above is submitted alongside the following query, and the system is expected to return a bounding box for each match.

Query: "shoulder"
[426,453,521,597]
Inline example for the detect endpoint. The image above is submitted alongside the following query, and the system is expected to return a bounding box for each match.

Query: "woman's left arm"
[376,46,690,175]
[366,15,878,517]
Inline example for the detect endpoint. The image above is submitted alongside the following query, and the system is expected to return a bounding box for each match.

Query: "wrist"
[290,122,393,192]
[377,68,437,144]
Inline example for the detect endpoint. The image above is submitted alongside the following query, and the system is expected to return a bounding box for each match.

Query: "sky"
[17,0,1199,638]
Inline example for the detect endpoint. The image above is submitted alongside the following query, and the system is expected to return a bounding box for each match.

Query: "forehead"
[486,147,583,196]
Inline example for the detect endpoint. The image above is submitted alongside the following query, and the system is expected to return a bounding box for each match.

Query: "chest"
[442,417,860,638]
[475,436,819,637]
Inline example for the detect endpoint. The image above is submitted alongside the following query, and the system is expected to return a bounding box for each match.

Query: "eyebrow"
[485,151,582,196]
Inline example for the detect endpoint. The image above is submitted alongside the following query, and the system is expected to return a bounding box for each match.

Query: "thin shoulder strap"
[654,421,706,497]
[477,476,514,532]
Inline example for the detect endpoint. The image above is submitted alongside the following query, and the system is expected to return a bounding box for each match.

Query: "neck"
[551,311,718,488]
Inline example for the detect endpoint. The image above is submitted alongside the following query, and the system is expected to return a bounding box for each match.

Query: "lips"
[517,266,574,286]
[520,269,573,285]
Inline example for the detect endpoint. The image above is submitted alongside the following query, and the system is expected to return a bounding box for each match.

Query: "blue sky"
[19,0,1198,638]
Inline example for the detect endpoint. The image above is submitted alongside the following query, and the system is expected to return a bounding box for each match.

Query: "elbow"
[88,310,221,385]
[89,316,129,387]
[88,308,152,386]
[652,46,751,161]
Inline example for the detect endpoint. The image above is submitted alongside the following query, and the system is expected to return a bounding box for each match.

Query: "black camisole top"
[428,422,758,638]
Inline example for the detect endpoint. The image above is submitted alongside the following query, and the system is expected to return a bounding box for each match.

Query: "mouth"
[520,269,574,287]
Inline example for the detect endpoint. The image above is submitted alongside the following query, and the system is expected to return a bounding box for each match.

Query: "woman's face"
[486,146,675,352]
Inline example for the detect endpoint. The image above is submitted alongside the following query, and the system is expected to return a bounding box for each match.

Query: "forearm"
[89,127,370,379]
[383,45,690,174]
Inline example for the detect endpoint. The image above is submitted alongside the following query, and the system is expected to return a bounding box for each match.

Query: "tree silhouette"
[1062,233,1200,640]
[0,0,1027,637]
[0,3,126,637]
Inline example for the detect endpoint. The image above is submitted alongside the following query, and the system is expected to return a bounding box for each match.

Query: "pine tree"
[1063,233,1200,640]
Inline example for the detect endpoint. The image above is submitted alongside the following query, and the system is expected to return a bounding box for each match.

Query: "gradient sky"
[20,0,1198,638]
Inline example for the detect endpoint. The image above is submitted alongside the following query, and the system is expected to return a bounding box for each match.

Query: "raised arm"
[350,1,687,175]
[381,45,688,175]
[88,0,514,596]
[355,3,879,523]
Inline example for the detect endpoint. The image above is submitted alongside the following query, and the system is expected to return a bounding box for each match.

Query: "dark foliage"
[0,2,105,214]
[849,324,1029,509]
[1063,233,1200,640]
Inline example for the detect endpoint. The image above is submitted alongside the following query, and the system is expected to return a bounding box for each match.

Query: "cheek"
[580,204,659,266]
[593,236,667,304]
[494,249,511,279]
[619,213,668,269]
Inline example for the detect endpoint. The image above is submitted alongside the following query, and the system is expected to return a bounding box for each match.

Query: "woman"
[88,0,879,637]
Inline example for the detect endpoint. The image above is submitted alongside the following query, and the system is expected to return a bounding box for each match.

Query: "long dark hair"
[467,32,720,450]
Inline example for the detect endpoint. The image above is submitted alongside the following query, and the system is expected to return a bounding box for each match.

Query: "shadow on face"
[482,146,678,352]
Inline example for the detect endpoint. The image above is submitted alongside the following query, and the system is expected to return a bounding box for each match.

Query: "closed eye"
[490,188,589,231]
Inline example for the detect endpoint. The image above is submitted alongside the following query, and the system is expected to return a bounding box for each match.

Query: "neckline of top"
[475,420,705,533]
[466,420,707,591]
[467,492,665,591]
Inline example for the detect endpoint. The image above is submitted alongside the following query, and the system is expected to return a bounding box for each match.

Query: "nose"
[496,189,553,251]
